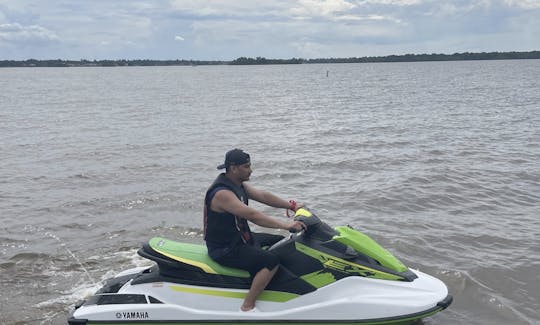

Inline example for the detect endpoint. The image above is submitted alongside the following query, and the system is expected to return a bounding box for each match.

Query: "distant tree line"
[1,51,539,67]
[0,59,226,67]
[306,51,540,64]
[229,57,305,65]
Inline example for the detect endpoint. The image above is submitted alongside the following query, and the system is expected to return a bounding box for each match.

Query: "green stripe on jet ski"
[169,284,299,302]
[300,270,336,288]
[333,226,407,273]
[295,242,404,281]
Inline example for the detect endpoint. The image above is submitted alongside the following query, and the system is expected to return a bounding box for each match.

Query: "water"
[1,60,539,324]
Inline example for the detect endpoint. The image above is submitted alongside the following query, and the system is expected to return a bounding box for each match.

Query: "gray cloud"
[0,22,58,42]
[0,0,538,59]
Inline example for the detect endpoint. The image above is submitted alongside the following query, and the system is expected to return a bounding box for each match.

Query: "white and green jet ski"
[69,208,452,324]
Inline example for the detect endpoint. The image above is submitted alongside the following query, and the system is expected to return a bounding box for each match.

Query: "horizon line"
[1,50,539,66]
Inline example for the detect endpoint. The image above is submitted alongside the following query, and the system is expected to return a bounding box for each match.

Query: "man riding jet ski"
[204,148,306,312]
[69,149,452,324]
[69,207,452,324]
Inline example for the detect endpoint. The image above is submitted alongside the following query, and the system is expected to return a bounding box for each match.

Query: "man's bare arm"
[212,189,304,231]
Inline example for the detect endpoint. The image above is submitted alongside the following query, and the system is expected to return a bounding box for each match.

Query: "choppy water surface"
[1,60,539,324]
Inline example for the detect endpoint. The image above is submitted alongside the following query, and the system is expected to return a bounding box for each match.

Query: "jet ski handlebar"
[292,208,321,228]
[290,208,339,240]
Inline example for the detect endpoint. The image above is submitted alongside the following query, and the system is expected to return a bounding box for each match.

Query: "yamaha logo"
[114,311,150,319]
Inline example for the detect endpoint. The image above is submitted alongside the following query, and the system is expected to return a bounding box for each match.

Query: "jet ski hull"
[69,301,451,325]
[69,267,452,325]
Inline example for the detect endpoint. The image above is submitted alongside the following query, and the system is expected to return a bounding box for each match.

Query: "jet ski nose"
[437,294,453,309]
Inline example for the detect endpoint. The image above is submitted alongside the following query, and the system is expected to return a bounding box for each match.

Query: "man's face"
[233,162,252,181]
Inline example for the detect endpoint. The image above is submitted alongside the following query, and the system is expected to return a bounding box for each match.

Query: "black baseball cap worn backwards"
[217,149,251,170]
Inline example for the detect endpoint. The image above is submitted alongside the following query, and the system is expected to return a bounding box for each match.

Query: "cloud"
[504,0,540,9]
[0,0,538,59]
[0,22,59,43]
[169,0,283,18]
[357,0,423,5]
[290,0,356,17]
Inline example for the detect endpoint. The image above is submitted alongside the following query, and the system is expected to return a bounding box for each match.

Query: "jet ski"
[68,208,452,324]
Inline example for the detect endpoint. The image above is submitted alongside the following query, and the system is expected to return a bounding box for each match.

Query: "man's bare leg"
[240,265,279,311]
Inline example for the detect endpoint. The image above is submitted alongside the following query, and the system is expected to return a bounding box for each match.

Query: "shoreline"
[1,51,539,67]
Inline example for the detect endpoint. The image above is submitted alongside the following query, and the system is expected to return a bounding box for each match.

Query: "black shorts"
[213,233,283,278]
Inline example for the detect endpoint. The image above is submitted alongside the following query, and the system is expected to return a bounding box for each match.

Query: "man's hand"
[286,220,306,233]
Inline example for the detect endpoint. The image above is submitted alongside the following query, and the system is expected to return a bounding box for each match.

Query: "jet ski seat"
[138,237,250,278]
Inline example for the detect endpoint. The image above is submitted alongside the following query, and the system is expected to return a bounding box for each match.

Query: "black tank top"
[204,173,253,255]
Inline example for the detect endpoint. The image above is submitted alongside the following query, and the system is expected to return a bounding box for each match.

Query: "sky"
[0,0,539,60]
